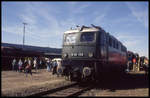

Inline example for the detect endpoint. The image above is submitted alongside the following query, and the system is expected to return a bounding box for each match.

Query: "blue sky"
[2,2,149,58]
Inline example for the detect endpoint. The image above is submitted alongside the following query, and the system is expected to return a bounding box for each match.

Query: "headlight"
[78,53,84,56]
[63,53,68,58]
[88,53,93,57]
[71,53,77,56]
[71,53,84,56]
[71,53,74,56]
[74,53,77,56]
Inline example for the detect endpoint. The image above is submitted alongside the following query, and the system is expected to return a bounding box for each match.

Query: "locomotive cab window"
[80,32,95,42]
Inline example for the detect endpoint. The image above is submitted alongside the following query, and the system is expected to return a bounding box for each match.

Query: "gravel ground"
[80,87,148,96]
[2,69,149,97]
[2,69,72,96]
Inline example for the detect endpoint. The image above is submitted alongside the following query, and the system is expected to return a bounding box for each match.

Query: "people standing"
[25,58,32,77]
[33,58,38,72]
[52,60,57,75]
[18,58,23,72]
[39,59,42,69]
[14,59,19,72]
[46,58,50,72]
[127,55,132,72]
[12,58,16,71]
[56,60,63,77]
[132,58,136,72]
[23,58,28,72]
[49,59,52,72]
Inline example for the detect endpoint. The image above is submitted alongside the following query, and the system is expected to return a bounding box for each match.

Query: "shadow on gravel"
[77,72,149,92]
[94,72,149,92]
[26,72,148,97]
[31,72,41,74]
[20,71,41,74]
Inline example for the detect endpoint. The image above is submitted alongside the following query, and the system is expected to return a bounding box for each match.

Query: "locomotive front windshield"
[64,33,77,44]
[64,32,95,44]
[80,32,95,42]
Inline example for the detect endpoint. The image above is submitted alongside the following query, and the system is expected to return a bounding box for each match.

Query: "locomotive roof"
[64,27,101,34]
[109,34,123,46]
[64,25,126,48]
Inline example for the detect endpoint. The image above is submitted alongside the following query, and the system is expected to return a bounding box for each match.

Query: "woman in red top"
[133,58,136,64]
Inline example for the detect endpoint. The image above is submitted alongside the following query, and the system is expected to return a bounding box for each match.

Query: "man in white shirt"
[12,58,16,71]
[33,58,38,72]
[18,59,23,72]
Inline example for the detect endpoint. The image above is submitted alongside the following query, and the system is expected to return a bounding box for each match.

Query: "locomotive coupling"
[82,67,92,77]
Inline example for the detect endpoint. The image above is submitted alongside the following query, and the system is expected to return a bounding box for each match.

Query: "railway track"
[28,82,94,97]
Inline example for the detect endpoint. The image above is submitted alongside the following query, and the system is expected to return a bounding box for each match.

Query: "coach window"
[100,32,104,44]
[118,43,121,50]
[121,45,123,52]
[116,42,118,49]
[123,46,125,52]
[109,37,112,47]
[124,47,126,52]
[113,39,115,48]
[103,32,107,45]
